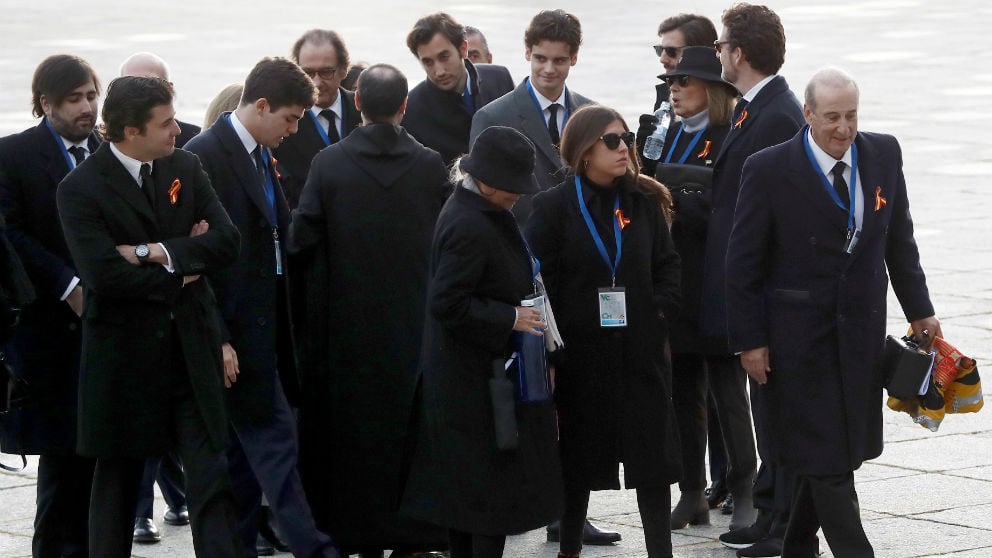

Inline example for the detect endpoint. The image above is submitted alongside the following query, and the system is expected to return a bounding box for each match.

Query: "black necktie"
[548,103,561,148]
[732,99,749,129]
[832,161,850,207]
[68,145,86,166]
[140,163,155,209]
[320,109,340,144]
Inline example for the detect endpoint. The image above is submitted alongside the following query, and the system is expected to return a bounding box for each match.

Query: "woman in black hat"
[524,104,681,558]
[654,45,760,533]
[402,126,563,558]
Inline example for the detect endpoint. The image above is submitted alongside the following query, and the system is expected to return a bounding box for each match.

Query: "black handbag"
[882,335,935,399]
[0,354,28,472]
[654,163,713,196]
[488,359,518,451]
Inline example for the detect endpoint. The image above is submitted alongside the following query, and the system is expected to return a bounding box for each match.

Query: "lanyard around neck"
[803,133,858,232]
[45,119,77,171]
[526,78,570,132]
[574,176,621,286]
[307,109,332,147]
[663,124,706,164]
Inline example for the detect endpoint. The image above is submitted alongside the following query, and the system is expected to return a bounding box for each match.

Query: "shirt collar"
[462,60,474,95]
[229,111,258,155]
[59,135,90,157]
[312,90,343,120]
[529,78,566,111]
[109,142,150,186]
[806,128,853,176]
[741,74,776,103]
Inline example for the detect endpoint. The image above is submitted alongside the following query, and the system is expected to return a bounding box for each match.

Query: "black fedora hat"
[659,46,738,94]
[461,126,540,195]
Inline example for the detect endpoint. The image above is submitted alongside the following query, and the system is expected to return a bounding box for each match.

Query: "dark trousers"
[447,529,505,558]
[749,375,793,519]
[783,472,873,558]
[227,379,335,558]
[88,363,243,558]
[135,451,186,519]
[707,394,728,487]
[33,453,94,558]
[671,353,708,491]
[561,485,671,558]
[702,354,757,497]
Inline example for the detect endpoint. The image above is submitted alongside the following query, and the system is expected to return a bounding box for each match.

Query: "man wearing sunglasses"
[274,29,360,209]
[701,4,805,558]
[403,12,514,167]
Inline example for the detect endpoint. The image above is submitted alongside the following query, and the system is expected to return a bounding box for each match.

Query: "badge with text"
[598,287,627,328]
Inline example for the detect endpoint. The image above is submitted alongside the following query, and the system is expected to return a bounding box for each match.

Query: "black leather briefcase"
[882,335,935,399]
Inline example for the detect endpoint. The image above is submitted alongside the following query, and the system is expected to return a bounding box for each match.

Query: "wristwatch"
[134,244,150,263]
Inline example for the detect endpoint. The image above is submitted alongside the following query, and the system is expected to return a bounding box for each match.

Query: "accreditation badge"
[597,287,627,327]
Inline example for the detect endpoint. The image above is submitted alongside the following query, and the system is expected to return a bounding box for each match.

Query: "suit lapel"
[850,134,884,255]
[215,116,274,222]
[94,144,158,229]
[715,76,787,166]
[787,134,848,235]
[512,84,559,167]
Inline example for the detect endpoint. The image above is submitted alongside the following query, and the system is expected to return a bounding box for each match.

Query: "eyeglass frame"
[653,44,684,58]
[301,66,340,80]
[713,40,732,54]
[599,131,636,150]
[662,75,692,88]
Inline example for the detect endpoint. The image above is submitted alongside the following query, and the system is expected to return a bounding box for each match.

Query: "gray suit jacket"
[470,80,593,220]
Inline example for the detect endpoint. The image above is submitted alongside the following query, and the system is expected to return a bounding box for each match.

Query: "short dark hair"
[31,54,101,118]
[465,26,490,51]
[101,76,173,143]
[721,3,786,75]
[290,29,350,70]
[657,14,717,47]
[357,64,408,122]
[407,12,464,57]
[341,62,368,91]
[240,57,316,111]
[524,9,582,54]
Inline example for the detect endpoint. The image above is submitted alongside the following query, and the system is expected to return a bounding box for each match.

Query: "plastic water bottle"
[642,101,672,161]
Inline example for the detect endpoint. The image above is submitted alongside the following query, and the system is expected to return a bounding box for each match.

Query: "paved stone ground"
[2,0,992,556]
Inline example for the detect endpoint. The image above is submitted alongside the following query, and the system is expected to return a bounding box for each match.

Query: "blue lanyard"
[306,109,332,147]
[574,176,621,286]
[257,147,278,226]
[803,133,858,232]
[44,119,77,171]
[663,125,706,164]
[525,78,571,132]
[517,228,541,291]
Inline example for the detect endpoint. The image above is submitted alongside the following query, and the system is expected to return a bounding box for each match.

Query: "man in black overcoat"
[727,68,940,558]
[57,76,243,558]
[403,12,514,166]
[0,54,101,558]
[288,63,449,557]
[185,57,340,558]
[274,29,360,209]
[700,5,805,553]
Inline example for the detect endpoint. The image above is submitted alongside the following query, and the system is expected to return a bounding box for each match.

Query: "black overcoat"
[0,121,99,454]
[524,175,682,490]
[402,185,563,536]
[185,113,295,423]
[287,123,449,548]
[57,144,240,458]
[726,130,935,475]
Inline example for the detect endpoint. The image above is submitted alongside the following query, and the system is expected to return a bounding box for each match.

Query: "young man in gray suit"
[469,9,594,222]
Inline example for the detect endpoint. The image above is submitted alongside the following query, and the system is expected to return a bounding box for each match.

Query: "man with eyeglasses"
[702,4,805,557]
[403,12,514,167]
[274,29,360,209]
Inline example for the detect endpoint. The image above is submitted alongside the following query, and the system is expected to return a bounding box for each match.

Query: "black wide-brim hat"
[461,126,540,195]
[659,46,739,95]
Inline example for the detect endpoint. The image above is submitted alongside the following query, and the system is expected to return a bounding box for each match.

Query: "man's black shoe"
[721,494,735,515]
[259,511,291,552]
[719,523,766,550]
[256,534,275,556]
[546,519,622,545]
[163,505,190,526]
[132,517,161,544]
[705,480,728,509]
[736,536,782,558]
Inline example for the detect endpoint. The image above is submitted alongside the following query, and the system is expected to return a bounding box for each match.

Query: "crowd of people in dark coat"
[0,3,941,558]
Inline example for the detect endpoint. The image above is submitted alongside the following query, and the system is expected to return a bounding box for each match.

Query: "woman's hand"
[513,306,546,336]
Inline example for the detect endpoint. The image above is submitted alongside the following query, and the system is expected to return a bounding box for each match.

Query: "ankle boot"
[729,496,757,531]
[670,490,710,529]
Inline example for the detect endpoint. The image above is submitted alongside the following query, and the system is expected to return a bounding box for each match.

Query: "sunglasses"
[663,75,692,87]
[653,44,684,58]
[301,66,339,80]
[599,131,635,150]
[713,40,732,54]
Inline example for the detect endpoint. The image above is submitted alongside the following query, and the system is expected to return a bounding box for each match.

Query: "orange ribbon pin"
[271,156,281,179]
[697,140,712,159]
[615,209,630,230]
[168,179,182,205]
[874,186,887,212]
[734,108,749,129]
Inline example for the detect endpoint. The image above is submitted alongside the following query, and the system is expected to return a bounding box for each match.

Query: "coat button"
[809,236,818,245]
[838,314,846,323]
[68,323,78,331]
[257,317,266,326]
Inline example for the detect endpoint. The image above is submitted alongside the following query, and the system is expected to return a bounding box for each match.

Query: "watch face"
[135,244,150,258]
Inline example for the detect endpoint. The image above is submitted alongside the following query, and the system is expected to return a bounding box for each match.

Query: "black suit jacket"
[470,80,594,221]
[403,60,514,166]
[0,120,99,454]
[185,113,294,424]
[699,75,804,351]
[726,130,933,475]
[175,119,201,149]
[273,88,360,209]
[57,143,239,458]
